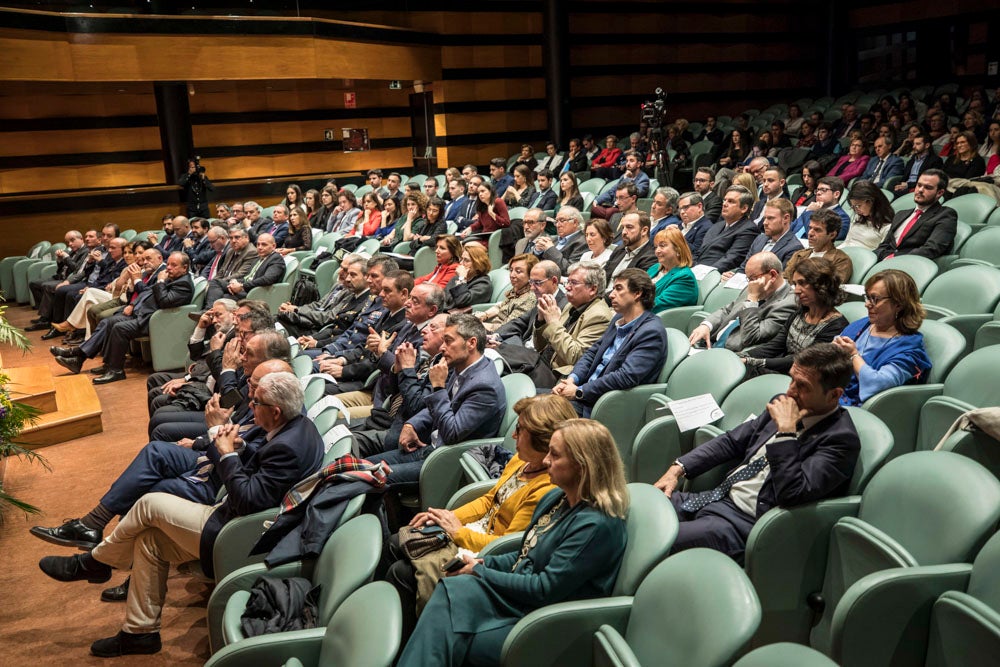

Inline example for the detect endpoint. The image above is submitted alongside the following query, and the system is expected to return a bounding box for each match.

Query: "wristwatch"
[575,388,584,400]
[673,459,687,477]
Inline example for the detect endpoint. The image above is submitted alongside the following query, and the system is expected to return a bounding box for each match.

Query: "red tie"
[887,209,923,259]
[208,252,222,279]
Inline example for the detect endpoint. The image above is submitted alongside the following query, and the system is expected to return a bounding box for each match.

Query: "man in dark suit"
[647,187,682,243]
[676,192,714,257]
[198,226,230,280]
[204,227,258,304]
[27,230,94,329]
[790,176,851,241]
[42,234,125,340]
[263,205,291,247]
[726,198,802,278]
[38,371,322,657]
[693,167,723,222]
[654,343,861,562]
[876,169,957,260]
[749,167,789,227]
[695,185,759,272]
[554,268,668,417]
[562,137,589,174]
[181,218,214,272]
[893,133,945,195]
[860,136,905,189]
[443,179,469,225]
[513,208,548,256]
[525,168,558,211]
[224,233,285,300]
[52,249,194,384]
[528,206,588,273]
[605,211,657,292]
[496,260,567,346]
[294,255,375,343]
[367,313,506,485]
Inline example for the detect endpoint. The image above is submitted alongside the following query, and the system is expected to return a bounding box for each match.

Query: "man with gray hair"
[531,260,614,385]
[513,208,548,256]
[244,201,270,241]
[529,206,588,273]
[694,185,758,272]
[676,191,714,257]
[648,186,682,243]
[263,204,290,247]
[203,226,260,304]
[37,368,323,657]
[688,251,797,355]
[495,259,566,347]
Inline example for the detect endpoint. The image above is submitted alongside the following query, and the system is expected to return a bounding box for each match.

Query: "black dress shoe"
[91,630,161,657]
[30,316,49,324]
[101,576,130,603]
[41,328,62,340]
[38,553,112,583]
[89,364,108,375]
[29,519,101,549]
[50,345,82,357]
[25,322,52,331]
[63,331,85,344]
[93,370,126,385]
[54,355,84,375]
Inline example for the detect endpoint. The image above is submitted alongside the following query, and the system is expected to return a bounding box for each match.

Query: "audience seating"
[657,268,721,331]
[862,254,939,294]
[944,193,996,230]
[952,226,1000,269]
[246,256,299,311]
[682,284,744,334]
[498,483,678,667]
[918,265,1000,353]
[592,549,760,667]
[838,246,877,284]
[734,643,838,667]
[144,277,207,371]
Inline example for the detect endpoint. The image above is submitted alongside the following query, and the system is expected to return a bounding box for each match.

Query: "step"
[3,365,57,414]
[17,375,103,449]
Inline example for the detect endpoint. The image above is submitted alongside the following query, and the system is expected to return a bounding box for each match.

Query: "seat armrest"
[863,384,944,462]
[501,597,633,667]
[917,396,976,451]
[593,624,641,667]
[208,561,305,653]
[419,438,503,510]
[213,508,279,583]
[446,479,497,510]
[831,564,974,667]
[746,497,861,647]
[205,628,325,667]
[477,531,523,558]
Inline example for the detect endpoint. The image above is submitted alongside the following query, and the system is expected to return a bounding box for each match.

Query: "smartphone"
[219,388,243,409]
[416,524,446,537]
[443,556,465,573]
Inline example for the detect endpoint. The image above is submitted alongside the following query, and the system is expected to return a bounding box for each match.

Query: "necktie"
[680,455,769,512]
[887,209,925,261]
[872,159,885,183]
[207,252,222,279]
[715,317,740,348]
[245,258,264,281]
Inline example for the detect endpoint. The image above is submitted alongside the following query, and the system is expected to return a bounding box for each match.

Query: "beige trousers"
[92,492,219,633]
[336,389,374,419]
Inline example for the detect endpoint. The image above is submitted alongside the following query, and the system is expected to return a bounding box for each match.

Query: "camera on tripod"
[641,87,668,135]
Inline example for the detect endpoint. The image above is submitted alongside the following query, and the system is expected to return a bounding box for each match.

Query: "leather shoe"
[30,316,49,324]
[41,328,62,340]
[91,630,161,657]
[38,553,112,583]
[101,576,130,603]
[63,331,85,344]
[25,322,51,331]
[93,370,126,385]
[30,519,100,549]
[89,364,108,375]
[50,345,81,357]
[54,355,84,375]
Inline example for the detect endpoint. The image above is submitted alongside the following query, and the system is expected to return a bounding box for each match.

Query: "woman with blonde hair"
[647,226,698,313]
[397,417,629,667]
[733,171,760,202]
[443,243,492,311]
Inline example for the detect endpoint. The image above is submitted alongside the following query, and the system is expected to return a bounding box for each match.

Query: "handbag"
[397,525,451,559]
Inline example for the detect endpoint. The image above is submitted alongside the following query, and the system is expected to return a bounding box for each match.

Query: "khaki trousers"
[92,492,219,633]
[336,390,374,419]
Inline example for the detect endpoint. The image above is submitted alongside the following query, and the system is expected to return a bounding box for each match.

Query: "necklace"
[512,497,569,571]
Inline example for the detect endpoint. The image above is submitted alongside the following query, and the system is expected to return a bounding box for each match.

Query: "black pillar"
[543,0,570,148]
[154,82,194,186]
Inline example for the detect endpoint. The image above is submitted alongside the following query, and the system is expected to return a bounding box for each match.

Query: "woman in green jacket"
[647,226,698,313]
[396,418,629,667]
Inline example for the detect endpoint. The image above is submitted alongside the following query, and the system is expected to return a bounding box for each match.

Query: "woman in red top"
[465,182,511,235]
[415,234,461,288]
[359,192,383,236]
[592,134,622,179]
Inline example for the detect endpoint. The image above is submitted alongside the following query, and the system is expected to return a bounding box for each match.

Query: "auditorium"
[1,1,999,665]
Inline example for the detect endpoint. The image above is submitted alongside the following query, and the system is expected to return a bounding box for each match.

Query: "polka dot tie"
[680,455,770,513]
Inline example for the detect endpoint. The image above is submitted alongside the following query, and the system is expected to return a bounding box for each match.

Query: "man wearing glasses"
[608,183,641,240]
[693,167,723,221]
[791,176,851,240]
[591,151,651,221]
[529,206,588,273]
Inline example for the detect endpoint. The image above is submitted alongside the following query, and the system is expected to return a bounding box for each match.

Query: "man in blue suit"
[368,313,506,485]
[860,136,905,189]
[592,150,651,220]
[263,205,290,247]
[694,185,759,272]
[647,186,682,244]
[676,192,714,257]
[444,179,470,226]
[790,176,851,241]
[525,168,558,211]
[725,199,803,278]
[554,268,668,416]
[655,343,861,563]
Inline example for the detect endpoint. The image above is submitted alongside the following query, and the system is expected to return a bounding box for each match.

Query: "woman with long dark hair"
[842,181,894,250]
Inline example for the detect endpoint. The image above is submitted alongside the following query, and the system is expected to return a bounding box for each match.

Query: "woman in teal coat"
[396,419,630,667]
[647,226,698,313]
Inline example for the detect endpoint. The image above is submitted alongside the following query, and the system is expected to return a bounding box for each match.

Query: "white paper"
[306,392,347,420]
[687,347,706,356]
[691,264,716,280]
[841,283,865,296]
[796,205,808,217]
[724,273,749,290]
[665,393,725,432]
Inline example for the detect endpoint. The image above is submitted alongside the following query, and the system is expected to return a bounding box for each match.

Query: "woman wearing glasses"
[832,269,931,406]
[396,418,629,667]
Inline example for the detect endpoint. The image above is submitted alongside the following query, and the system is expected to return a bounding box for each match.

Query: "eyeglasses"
[528,279,552,287]
[864,293,892,306]
[565,279,586,288]
[815,187,833,193]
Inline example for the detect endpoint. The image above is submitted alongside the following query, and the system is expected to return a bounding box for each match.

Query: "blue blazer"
[596,171,651,206]
[528,188,558,211]
[695,218,758,272]
[266,222,290,247]
[860,154,905,188]
[648,215,682,245]
[683,216,714,257]
[838,318,932,405]
[791,205,851,241]
[444,195,469,223]
[678,401,860,518]
[407,354,507,446]
[570,310,668,410]
[648,265,698,313]
[739,229,803,272]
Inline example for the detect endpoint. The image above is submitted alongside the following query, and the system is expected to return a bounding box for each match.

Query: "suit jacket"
[596,171,651,206]
[784,247,854,285]
[570,310,668,409]
[859,154,905,188]
[604,242,657,286]
[406,354,506,446]
[497,291,568,345]
[538,232,588,273]
[648,265,699,313]
[696,218,759,272]
[314,290,376,345]
[88,254,124,289]
[791,205,851,241]
[444,195,469,223]
[701,281,798,354]
[241,252,286,290]
[444,274,493,311]
[901,153,945,187]
[874,202,957,260]
[67,248,106,284]
[57,245,91,280]
[372,319,431,405]
[678,404,860,518]
[185,235,215,270]
[199,414,324,576]
[702,191,723,222]
[739,229,803,272]
[648,215,682,244]
[336,308,407,382]
[681,216,713,257]
[534,297,614,376]
[527,188,558,211]
[132,271,194,327]
[323,296,390,356]
[564,152,588,174]
[218,244,258,281]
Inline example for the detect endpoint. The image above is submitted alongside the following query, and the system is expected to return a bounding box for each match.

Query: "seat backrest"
[664,348,745,402]
[695,269,721,306]
[312,514,382,624]
[919,319,966,384]
[966,531,1000,613]
[714,374,791,432]
[660,327,692,383]
[843,407,894,493]
[862,254,938,293]
[578,177,606,196]
[859,451,1000,565]
[292,354,313,378]
[944,193,997,227]
[320,582,401,667]
[891,192,916,213]
[488,267,511,301]
[500,373,536,437]
[624,549,761,667]
[700,284,742,313]
[412,245,436,278]
[922,265,1000,315]
[613,483,679,596]
[837,301,868,323]
[958,225,1000,263]
[941,344,1000,406]
[837,245,877,284]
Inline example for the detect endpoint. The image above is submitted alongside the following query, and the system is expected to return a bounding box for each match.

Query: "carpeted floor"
[0,304,208,665]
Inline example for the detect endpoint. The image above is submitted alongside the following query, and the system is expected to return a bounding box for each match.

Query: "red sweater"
[415,261,458,289]
[592,147,622,168]
[469,198,511,234]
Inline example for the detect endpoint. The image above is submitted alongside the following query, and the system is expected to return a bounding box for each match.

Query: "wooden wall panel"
[434,78,545,104]
[0,88,155,119]
[0,162,163,194]
[441,45,542,69]
[438,110,547,137]
[326,11,543,35]
[200,148,412,182]
[192,118,412,149]
[439,143,527,170]
[568,12,799,34]
[570,42,810,67]
[0,127,161,158]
